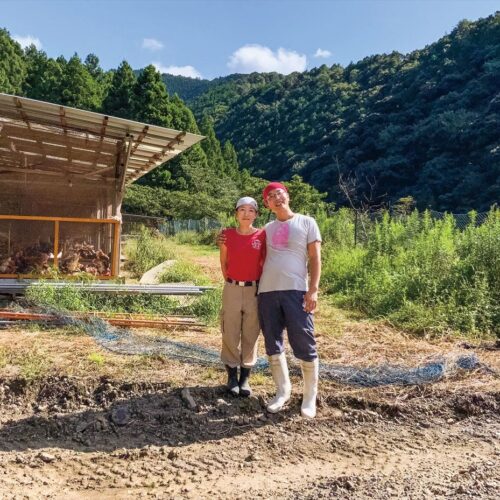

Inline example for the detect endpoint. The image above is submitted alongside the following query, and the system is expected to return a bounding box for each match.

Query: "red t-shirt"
[224,228,266,281]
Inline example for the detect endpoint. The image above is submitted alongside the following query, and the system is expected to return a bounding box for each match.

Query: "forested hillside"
[179,13,499,211]
[1,13,498,214]
[0,30,289,218]
[160,73,212,102]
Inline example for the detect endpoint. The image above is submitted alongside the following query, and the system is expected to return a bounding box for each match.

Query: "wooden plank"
[0,175,116,186]
[118,137,134,193]
[112,220,120,277]
[0,94,204,141]
[0,273,115,280]
[0,310,204,329]
[2,111,197,158]
[4,138,115,164]
[0,157,112,177]
[77,165,117,180]
[53,220,60,269]
[0,215,119,223]
[1,103,195,144]
[128,125,149,157]
[1,123,118,154]
[0,166,65,177]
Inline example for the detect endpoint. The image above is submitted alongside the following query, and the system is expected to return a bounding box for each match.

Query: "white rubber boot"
[300,358,319,418]
[267,353,292,413]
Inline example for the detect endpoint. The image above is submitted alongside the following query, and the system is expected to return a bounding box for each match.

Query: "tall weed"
[322,208,500,337]
[159,261,211,286]
[26,281,183,316]
[174,229,219,246]
[125,227,176,277]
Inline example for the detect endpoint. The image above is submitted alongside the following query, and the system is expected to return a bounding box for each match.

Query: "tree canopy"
[1,14,497,216]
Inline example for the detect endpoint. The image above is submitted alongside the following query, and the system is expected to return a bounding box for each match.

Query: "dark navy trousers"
[258,290,318,362]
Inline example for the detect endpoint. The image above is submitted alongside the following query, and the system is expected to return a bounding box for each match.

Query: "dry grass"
[1,243,497,403]
[0,297,497,406]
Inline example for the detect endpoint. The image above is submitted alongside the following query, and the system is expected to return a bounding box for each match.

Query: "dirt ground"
[0,309,499,499]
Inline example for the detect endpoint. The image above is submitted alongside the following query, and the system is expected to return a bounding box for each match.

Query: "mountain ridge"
[158,13,500,211]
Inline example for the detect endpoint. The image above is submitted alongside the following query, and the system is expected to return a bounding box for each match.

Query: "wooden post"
[53,220,60,270]
[111,221,120,277]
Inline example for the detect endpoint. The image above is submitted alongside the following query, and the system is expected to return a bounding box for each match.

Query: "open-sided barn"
[0,93,203,278]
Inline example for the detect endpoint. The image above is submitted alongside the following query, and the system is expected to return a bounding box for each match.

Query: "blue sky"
[3,0,498,80]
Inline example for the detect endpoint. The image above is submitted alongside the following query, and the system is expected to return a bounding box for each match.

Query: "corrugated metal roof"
[0,93,204,186]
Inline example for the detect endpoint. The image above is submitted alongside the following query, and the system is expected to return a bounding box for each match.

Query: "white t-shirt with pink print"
[258,214,322,293]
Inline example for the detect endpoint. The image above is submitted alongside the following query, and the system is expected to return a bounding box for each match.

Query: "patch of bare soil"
[0,357,498,498]
[0,293,499,498]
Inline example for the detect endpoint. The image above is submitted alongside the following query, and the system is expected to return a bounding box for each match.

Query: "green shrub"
[322,208,500,337]
[19,348,50,381]
[87,352,105,365]
[186,288,222,325]
[25,281,183,316]
[159,260,211,286]
[125,227,175,277]
[174,229,219,246]
[317,208,356,248]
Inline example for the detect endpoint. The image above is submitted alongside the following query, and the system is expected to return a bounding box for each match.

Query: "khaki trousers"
[221,282,260,368]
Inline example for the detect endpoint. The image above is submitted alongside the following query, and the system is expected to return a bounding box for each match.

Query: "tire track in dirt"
[1,414,498,498]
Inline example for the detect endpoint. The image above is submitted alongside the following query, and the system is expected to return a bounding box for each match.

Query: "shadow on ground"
[0,376,278,453]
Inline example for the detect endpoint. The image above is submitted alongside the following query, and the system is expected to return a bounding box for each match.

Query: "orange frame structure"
[0,215,120,279]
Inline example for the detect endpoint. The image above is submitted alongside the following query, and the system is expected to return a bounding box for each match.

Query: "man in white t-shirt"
[258,182,322,418]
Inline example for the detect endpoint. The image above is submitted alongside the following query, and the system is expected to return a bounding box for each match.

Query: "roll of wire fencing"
[23,304,486,388]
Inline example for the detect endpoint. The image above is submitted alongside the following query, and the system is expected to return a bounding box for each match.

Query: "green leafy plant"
[124,227,176,277]
[159,260,211,286]
[87,352,105,366]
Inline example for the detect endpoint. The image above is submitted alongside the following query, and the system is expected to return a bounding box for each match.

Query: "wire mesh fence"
[24,304,486,387]
[122,214,222,238]
[123,209,493,249]
[353,209,492,246]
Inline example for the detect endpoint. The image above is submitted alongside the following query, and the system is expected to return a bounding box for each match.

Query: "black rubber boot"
[239,367,252,397]
[225,365,239,396]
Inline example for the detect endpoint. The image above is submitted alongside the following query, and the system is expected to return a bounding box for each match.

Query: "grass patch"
[125,227,176,277]
[18,347,51,381]
[201,366,220,381]
[321,208,500,338]
[159,260,212,286]
[0,347,9,369]
[249,372,268,387]
[174,229,219,246]
[25,281,184,316]
[87,352,105,366]
[186,288,222,325]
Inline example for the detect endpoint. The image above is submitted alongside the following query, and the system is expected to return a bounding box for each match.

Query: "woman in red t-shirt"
[219,196,266,397]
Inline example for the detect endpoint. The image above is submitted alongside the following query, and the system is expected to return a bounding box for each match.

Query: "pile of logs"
[0,241,52,274]
[0,241,111,276]
[59,242,111,276]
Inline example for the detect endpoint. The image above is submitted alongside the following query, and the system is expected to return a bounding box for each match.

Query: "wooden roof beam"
[14,97,48,164]
[0,123,118,154]
[138,131,186,173]
[94,115,109,166]
[129,125,149,157]
[118,137,134,193]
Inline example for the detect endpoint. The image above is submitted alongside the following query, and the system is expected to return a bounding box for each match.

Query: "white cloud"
[152,62,202,79]
[227,44,307,74]
[13,35,42,50]
[314,48,331,59]
[142,38,164,51]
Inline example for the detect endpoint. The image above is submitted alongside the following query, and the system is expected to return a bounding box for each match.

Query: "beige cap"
[236,196,258,210]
